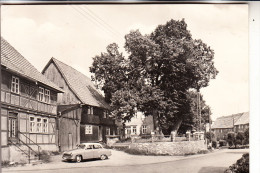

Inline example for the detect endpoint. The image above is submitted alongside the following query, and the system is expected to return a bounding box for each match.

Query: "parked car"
[62,143,112,162]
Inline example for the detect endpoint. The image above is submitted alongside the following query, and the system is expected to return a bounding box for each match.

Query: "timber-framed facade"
[42,58,117,151]
[1,38,63,162]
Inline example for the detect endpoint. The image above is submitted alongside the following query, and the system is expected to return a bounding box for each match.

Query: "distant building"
[124,112,154,138]
[42,58,117,151]
[211,112,248,140]
[234,112,249,133]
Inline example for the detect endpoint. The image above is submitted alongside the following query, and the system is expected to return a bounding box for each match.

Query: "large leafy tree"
[90,19,218,133]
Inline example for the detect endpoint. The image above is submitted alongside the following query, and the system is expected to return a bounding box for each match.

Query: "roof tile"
[1,37,63,92]
[50,58,110,109]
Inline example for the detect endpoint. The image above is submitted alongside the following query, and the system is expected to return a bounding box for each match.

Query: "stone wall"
[129,140,207,156]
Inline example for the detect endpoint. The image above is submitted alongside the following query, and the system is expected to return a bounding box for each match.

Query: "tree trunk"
[122,122,126,139]
[152,110,160,134]
[171,119,183,132]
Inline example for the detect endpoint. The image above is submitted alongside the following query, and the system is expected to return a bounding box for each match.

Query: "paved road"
[3,149,248,173]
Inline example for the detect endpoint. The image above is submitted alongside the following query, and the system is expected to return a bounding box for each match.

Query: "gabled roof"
[234,112,249,126]
[211,113,243,129]
[42,57,110,109]
[1,37,63,92]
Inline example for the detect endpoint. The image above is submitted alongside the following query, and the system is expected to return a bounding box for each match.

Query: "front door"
[8,113,18,143]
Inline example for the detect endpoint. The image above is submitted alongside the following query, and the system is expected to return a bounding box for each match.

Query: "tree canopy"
[90,19,218,133]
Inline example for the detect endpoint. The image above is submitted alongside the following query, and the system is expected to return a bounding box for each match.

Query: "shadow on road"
[62,158,106,163]
[198,166,227,173]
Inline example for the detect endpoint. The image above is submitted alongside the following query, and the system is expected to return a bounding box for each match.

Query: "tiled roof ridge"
[216,112,245,119]
[1,37,63,92]
[50,57,109,109]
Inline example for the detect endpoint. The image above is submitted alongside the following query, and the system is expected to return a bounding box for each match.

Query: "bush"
[225,153,249,173]
[236,132,245,145]
[124,148,169,156]
[219,140,227,147]
[39,150,51,163]
[212,140,217,148]
[244,128,249,145]
[205,132,215,142]
[227,132,236,147]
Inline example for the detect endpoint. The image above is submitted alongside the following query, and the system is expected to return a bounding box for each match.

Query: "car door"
[93,144,103,158]
[83,145,94,159]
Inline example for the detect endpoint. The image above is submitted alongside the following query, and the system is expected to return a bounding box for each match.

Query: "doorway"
[8,112,18,143]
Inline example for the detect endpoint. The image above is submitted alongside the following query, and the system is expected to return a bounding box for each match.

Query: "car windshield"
[77,144,85,149]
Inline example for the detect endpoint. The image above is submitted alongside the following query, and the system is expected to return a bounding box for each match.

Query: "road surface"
[3,149,248,173]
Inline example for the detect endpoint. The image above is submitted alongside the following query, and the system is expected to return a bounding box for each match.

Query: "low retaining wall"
[129,140,207,156]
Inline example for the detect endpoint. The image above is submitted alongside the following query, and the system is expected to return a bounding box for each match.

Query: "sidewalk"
[2,148,249,172]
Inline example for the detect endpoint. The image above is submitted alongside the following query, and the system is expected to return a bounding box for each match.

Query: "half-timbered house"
[42,58,116,151]
[1,38,63,162]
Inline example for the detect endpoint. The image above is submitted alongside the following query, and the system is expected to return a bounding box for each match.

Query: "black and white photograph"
[0,2,253,173]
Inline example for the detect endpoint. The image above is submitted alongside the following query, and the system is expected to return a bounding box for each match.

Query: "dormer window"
[11,76,19,94]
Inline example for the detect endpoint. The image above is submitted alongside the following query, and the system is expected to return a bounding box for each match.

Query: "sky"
[1,4,249,121]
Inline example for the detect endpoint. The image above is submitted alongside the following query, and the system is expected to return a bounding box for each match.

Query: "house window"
[45,89,50,103]
[85,125,93,134]
[42,118,48,133]
[87,106,93,115]
[132,126,137,134]
[39,87,45,102]
[11,76,20,94]
[106,127,110,135]
[29,117,36,133]
[36,118,42,133]
[103,111,106,118]
[142,125,147,134]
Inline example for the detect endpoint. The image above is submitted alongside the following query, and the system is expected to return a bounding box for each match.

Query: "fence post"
[171,131,176,142]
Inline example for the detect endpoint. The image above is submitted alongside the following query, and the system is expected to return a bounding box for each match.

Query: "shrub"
[212,140,217,148]
[227,132,236,147]
[205,132,215,142]
[1,161,11,168]
[197,150,209,154]
[236,132,245,145]
[225,153,249,173]
[243,128,249,145]
[39,150,51,163]
[124,148,169,156]
[219,140,227,147]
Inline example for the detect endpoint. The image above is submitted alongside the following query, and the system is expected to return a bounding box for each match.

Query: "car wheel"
[100,154,107,160]
[76,155,82,163]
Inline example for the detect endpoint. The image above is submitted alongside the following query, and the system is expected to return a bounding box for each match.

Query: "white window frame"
[39,87,45,102]
[142,125,147,134]
[42,118,48,133]
[103,110,106,118]
[45,89,50,103]
[11,76,20,94]
[36,117,42,133]
[132,126,137,134]
[85,125,93,134]
[29,116,36,133]
[88,106,94,115]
